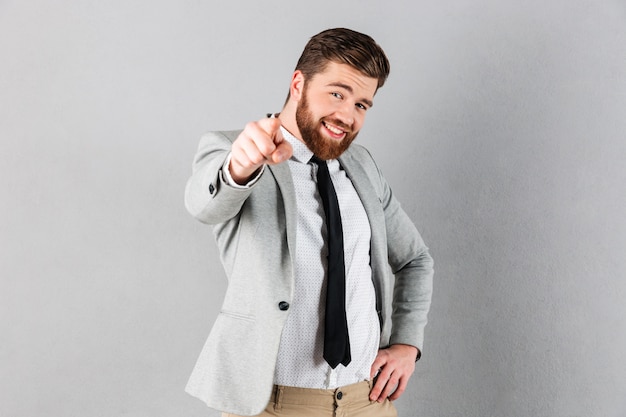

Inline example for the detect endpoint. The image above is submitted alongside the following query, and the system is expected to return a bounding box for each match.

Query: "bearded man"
[184,28,434,417]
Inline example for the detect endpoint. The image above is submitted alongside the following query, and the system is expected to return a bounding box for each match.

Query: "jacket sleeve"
[184,130,257,225]
[371,151,434,354]
[384,182,434,353]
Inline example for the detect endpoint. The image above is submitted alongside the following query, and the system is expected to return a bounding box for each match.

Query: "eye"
[331,92,343,99]
[356,103,368,111]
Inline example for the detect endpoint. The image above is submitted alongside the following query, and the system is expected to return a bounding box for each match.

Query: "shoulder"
[344,143,377,164]
[219,130,243,143]
[193,130,243,157]
[343,143,383,178]
[199,130,242,144]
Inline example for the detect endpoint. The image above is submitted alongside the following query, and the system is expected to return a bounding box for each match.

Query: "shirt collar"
[280,126,314,164]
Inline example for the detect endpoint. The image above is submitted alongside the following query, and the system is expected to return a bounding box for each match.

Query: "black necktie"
[310,156,351,369]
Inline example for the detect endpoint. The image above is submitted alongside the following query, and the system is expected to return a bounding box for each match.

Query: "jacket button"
[209,184,215,194]
[278,301,290,311]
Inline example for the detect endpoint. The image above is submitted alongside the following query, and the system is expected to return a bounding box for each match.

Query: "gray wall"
[1,1,625,416]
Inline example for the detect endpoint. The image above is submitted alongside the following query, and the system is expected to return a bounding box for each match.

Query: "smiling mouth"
[322,121,348,139]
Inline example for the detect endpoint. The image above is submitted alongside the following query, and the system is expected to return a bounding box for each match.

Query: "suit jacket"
[184,130,434,416]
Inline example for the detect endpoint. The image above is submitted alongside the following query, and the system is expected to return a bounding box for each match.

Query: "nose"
[334,102,355,127]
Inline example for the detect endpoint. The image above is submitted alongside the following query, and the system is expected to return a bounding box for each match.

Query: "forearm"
[389,248,434,350]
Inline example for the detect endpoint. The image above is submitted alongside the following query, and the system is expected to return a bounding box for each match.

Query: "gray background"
[1,0,625,416]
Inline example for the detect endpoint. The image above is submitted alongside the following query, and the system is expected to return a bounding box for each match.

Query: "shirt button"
[336,391,343,400]
[278,301,290,311]
[208,184,215,194]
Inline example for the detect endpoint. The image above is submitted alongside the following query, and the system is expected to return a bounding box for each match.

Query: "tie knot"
[309,155,325,166]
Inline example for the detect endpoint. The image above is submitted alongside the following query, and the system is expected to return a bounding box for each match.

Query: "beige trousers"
[222,381,397,417]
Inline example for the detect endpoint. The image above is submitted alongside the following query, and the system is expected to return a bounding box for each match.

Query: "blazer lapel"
[267,162,297,257]
[338,152,382,227]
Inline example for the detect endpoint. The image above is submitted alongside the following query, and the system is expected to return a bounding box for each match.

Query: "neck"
[278,100,304,143]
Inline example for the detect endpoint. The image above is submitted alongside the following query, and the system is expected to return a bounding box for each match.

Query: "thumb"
[270,140,293,164]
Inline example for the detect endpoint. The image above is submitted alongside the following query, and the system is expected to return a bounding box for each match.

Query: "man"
[184,28,433,417]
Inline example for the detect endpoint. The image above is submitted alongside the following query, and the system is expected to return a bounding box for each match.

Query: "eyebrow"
[327,82,374,108]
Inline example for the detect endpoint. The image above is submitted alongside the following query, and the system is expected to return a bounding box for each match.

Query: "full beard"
[295,90,359,160]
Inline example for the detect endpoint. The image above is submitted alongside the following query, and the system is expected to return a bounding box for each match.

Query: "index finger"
[257,116,282,142]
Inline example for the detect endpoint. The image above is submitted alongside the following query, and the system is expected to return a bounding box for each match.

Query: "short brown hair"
[295,28,390,89]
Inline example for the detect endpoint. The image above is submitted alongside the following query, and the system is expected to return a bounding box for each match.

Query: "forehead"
[308,62,378,99]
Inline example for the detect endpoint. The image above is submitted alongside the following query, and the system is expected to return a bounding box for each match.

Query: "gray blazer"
[184,130,434,416]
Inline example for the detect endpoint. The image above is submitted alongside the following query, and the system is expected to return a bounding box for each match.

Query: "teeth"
[324,122,344,135]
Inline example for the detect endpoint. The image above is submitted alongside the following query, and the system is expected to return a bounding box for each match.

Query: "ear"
[289,70,305,101]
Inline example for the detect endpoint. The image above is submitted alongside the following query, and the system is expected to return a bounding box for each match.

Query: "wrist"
[390,343,421,361]
[222,153,265,188]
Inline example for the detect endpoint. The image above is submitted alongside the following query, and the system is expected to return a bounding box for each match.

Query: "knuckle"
[249,153,265,165]
[244,121,257,131]
[258,141,274,155]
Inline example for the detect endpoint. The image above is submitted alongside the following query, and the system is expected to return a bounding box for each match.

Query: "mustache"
[322,118,352,133]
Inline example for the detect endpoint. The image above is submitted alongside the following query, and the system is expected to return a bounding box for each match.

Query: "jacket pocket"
[219,309,256,323]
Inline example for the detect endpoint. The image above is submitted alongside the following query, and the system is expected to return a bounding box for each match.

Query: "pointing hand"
[229,117,293,185]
